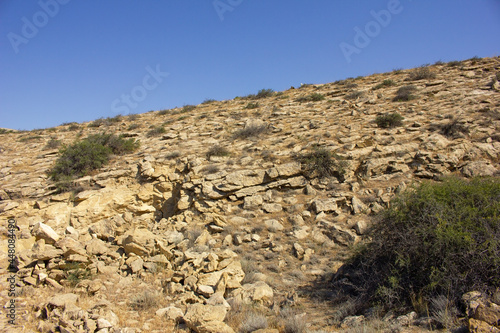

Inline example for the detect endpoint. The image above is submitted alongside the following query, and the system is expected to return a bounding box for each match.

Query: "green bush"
[202,98,216,104]
[146,126,166,137]
[48,133,139,187]
[233,125,268,139]
[67,123,80,131]
[245,102,259,109]
[296,93,325,103]
[18,135,43,142]
[182,104,196,113]
[336,176,500,312]
[373,79,396,90]
[127,123,141,130]
[44,138,62,150]
[437,119,469,138]
[64,262,93,287]
[245,88,275,100]
[298,146,348,180]
[407,66,436,81]
[393,85,417,101]
[345,91,364,100]
[206,145,231,159]
[49,140,111,181]
[447,60,462,67]
[375,112,404,128]
[85,133,139,155]
[255,88,275,99]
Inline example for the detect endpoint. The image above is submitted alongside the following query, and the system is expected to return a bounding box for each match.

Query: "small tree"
[375,112,404,128]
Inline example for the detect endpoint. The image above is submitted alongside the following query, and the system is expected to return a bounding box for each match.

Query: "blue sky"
[1,1,499,130]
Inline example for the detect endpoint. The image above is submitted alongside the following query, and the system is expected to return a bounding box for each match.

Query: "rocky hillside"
[1,57,499,333]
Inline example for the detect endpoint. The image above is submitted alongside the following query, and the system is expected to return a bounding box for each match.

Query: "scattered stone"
[32,222,60,244]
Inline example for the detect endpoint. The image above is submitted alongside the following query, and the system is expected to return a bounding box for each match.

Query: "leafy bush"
[345,91,364,100]
[128,113,140,121]
[436,119,469,138]
[373,79,396,90]
[206,144,230,159]
[233,124,268,139]
[67,123,80,131]
[336,176,500,312]
[48,133,139,186]
[255,88,275,99]
[245,102,259,109]
[239,312,268,333]
[298,146,348,180]
[85,133,139,155]
[88,118,105,127]
[44,138,61,150]
[49,141,110,181]
[407,66,436,81]
[375,112,404,128]
[64,262,93,287]
[447,60,462,67]
[129,290,159,311]
[127,123,141,130]
[182,104,196,113]
[393,85,417,101]
[279,307,307,333]
[202,98,216,104]
[18,135,43,142]
[146,126,166,137]
[165,151,181,159]
[201,165,220,174]
[296,93,325,103]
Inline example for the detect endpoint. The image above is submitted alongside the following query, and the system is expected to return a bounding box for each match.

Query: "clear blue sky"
[1,1,499,130]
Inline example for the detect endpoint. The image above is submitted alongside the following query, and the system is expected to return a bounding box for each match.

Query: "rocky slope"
[1,57,499,333]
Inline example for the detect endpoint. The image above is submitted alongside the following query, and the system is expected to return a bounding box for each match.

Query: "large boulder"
[197,260,245,289]
[463,291,500,332]
[32,222,59,244]
[121,228,157,256]
[183,303,234,333]
[237,281,274,306]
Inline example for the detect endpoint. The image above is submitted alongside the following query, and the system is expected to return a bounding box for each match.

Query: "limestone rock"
[262,203,283,213]
[351,196,368,215]
[461,161,498,177]
[265,219,284,232]
[237,281,274,306]
[32,222,59,244]
[86,238,109,256]
[121,228,156,256]
[183,303,234,333]
[156,306,184,321]
[310,199,337,214]
[47,293,79,309]
[244,194,263,209]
